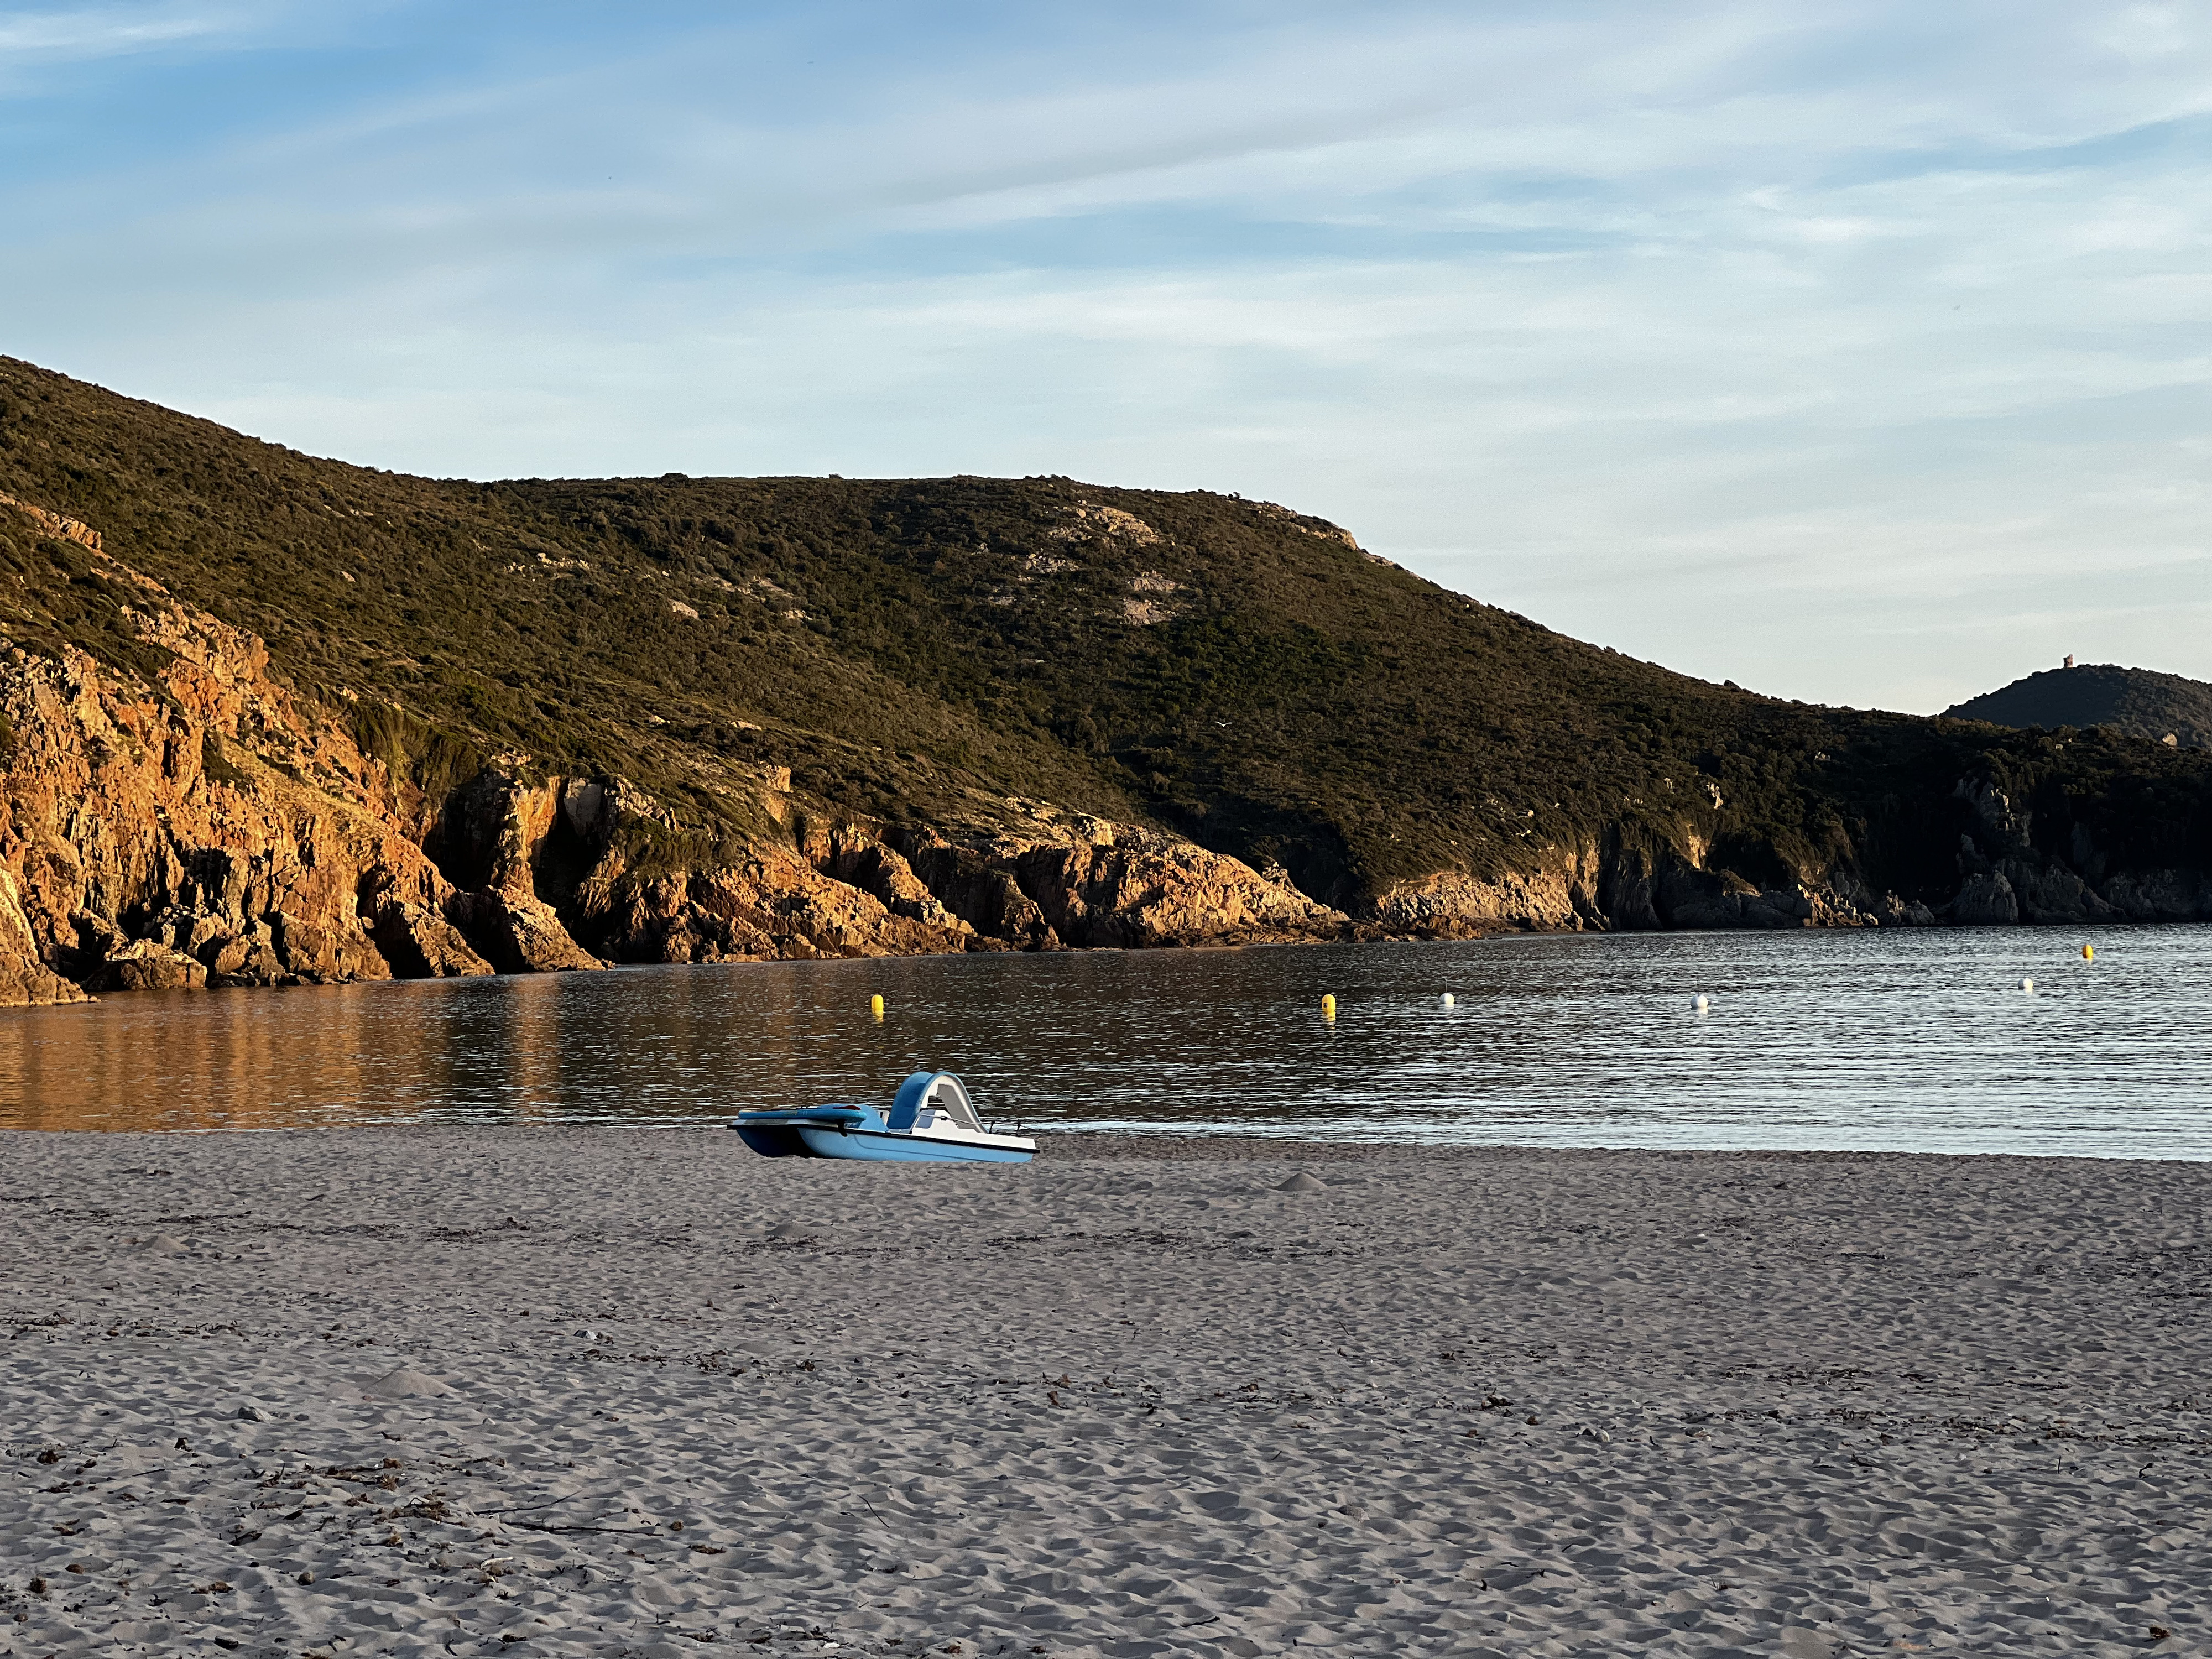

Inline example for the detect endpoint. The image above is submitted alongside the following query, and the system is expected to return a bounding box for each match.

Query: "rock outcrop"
[500,789,1350,966]
[430,770,603,973]
[0,866,81,1004]
[0,539,1361,1004]
[1934,775,2212,925]
[575,851,979,964]
[430,763,977,965]
[0,541,497,1003]
[1370,861,1597,936]
[880,810,1343,950]
[1357,766,2212,936]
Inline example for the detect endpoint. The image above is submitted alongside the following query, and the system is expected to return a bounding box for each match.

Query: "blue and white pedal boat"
[732,1071,1036,1164]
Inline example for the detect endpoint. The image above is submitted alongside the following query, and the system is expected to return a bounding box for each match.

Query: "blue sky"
[2,1,2205,712]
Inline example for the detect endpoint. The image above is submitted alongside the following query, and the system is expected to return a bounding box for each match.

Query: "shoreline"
[3,910,2206,1019]
[5,1129,2206,1656]
[11,1124,2211,1168]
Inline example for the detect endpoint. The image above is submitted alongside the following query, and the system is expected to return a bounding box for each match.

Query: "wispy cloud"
[0,2,245,60]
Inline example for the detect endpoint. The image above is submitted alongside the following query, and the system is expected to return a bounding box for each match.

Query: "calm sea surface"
[2,926,2207,1157]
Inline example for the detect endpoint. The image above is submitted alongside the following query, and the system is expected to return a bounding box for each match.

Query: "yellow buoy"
[2081,943,2093,961]
[1321,993,1337,1020]
[869,993,885,1020]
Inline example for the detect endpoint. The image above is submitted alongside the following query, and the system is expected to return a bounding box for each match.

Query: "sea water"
[2,925,2207,1158]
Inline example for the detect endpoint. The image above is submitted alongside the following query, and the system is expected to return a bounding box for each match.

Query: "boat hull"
[733,1123,813,1157]
[731,1104,1034,1164]
[790,1124,1034,1164]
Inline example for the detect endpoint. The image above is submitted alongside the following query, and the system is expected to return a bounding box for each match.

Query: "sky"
[0,1,2205,713]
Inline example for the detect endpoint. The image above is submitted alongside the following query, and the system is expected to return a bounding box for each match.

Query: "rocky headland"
[0,510,1349,1000]
[0,538,1345,1002]
[0,356,2208,1005]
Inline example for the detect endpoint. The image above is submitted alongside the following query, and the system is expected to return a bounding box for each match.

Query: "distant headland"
[1947,660,2210,752]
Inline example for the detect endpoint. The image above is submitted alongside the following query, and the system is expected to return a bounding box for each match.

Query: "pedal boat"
[732,1071,1036,1164]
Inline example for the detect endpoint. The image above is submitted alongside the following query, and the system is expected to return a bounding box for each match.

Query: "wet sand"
[2,1129,2208,1657]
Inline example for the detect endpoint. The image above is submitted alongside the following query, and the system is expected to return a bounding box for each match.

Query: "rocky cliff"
[3,527,2192,1011]
[0,520,490,1000]
[0,502,1358,1002]
[1362,802,2211,939]
[1,353,2208,1008]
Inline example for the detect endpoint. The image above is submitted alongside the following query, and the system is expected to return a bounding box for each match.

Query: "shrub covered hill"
[0,354,2206,1002]
[1948,664,2212,752]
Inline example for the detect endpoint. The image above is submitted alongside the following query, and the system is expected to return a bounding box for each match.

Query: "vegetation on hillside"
[3,353,2208,914]
[1948,665,2211,752]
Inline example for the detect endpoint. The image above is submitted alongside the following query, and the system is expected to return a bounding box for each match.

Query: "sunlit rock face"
[0,547,479,1003]
[0,535,1355,1004]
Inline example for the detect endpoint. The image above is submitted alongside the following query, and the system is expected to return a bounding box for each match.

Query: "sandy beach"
[2,1128,2206,1658]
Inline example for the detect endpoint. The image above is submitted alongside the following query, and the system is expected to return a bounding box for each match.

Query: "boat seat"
[890,1069,979,1132]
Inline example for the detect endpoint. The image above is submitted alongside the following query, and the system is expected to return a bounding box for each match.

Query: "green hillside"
[3,353,2208,920]
[1948,665,2211,752]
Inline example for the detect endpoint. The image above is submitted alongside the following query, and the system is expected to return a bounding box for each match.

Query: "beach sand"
[2,1128,2206,1657]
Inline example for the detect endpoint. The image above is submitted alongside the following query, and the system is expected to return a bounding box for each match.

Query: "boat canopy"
[889,1070,983,1132]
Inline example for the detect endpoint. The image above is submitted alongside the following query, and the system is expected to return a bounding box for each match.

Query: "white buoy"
[1440,992,1455,1008]
[2020,977,2034,994]
[1693,994,1710,1015]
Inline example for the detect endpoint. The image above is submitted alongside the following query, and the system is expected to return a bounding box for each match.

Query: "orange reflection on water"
[0,973,581,1131]
[0,963,853,1133]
